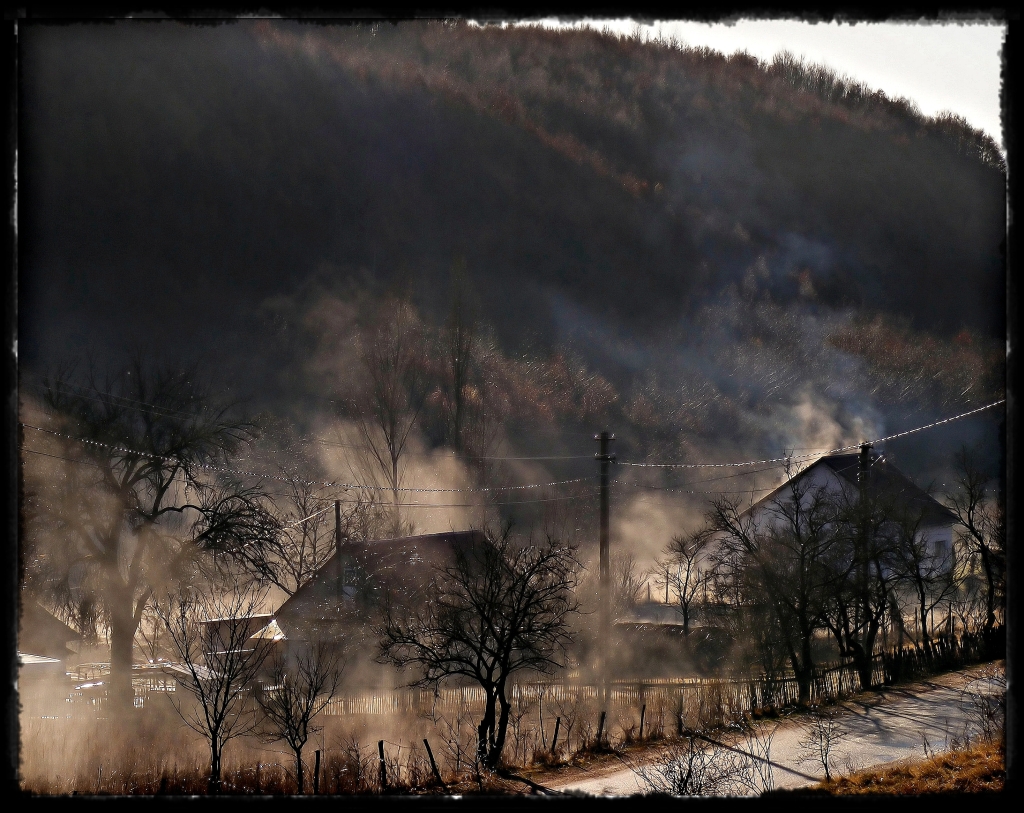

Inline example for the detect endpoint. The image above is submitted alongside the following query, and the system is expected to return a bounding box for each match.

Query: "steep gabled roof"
[742,452,957,527]
[198,614,275,646]
[18,599,83,659]
[275,529,488,625]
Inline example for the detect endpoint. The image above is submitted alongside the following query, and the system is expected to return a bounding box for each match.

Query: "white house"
[741,445,957,564]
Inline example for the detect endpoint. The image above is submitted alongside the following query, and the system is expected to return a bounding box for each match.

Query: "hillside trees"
[438,260,480,457]
[22,358,278,711]
[378,524,580,769]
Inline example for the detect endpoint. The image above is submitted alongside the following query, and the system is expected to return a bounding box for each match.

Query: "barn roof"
[743,451,957,527]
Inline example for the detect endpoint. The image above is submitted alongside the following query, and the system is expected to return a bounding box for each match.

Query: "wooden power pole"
[595,431,615,710]
[335,499,342,553]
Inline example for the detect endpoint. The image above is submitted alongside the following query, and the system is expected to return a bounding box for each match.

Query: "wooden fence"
[57,629,998,718]
[318,657,886,719]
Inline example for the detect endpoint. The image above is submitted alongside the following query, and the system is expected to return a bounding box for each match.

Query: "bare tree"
[958,662,1006,744]
[155,585,276,794]
[949,545,988,636]
[229,478,335,596]
[946,446,1005,634]
[660,527,713,635]
[611,551,647,618]
[823,465,903,692]
[236,477,387,598]
[632,730,751,795]
[23,358,276,711]
[707,469,838,704]
[889,504,957,646]
[798,705,849,783]
[353,295,428,535]
[379,524,580,769]
[256,639,344,793]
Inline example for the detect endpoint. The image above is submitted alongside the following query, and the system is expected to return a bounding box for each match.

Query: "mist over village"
[13,18,1007,797]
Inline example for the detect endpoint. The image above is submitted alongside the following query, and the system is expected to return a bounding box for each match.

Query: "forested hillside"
[20,20,1005,519]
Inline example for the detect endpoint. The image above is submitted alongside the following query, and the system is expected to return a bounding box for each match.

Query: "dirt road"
[540,664,1003,797]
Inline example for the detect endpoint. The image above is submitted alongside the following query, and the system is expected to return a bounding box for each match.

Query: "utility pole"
[335,499,343,554]
[595,431,615,711]
[335,499,344,601]
[856,443,872,642]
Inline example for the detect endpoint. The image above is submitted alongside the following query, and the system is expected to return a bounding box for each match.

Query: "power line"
[615,399,1005,468]
[21,378,213,422]
[20,397,1004,500]
[283,505,333,528]
[26,379,591,463]
[621,486,778,503]
[862,399,1004,446]
[18,444,598,509]
[616,449,823,470]
[19,423,594,494]
[615,460,795,493]
[311,436,592,461]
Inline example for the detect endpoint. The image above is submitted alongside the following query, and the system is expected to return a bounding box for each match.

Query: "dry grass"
[818,738,1005,795]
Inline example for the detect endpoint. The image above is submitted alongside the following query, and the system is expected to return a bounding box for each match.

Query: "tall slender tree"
[256,638,344,794]
[660,528,713,635]
[354,295,428,536]
[22,357,276,711]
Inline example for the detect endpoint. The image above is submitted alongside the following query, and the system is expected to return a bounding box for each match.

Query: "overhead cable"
[616,399,1005,468]
[19,445,599,509]
[19,425,593,494]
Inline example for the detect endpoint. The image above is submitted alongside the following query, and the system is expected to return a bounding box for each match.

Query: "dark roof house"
[18,599,83,661]
[273,529,488,639]
[743,448,957,532]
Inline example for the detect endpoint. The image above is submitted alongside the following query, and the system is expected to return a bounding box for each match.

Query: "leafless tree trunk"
[823,471,901,691]
[707,470,837,704]
[379,523,580,769]
[155,586,276,794]
[256,639,344,794]
[354,296,427,536]
[660,528,713,635]
[947,446,1005,633]
[890,506,957,646]
[23,357,275,712]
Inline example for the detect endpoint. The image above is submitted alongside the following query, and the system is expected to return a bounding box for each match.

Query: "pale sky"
[505,17,1006,152]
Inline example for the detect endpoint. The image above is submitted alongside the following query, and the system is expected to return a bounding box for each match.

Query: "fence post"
[423,739,445,789]
[313,749,320,794]
[378,740,387,791]
[551,717,561,754]
[639,704,646,741]
[596,710,606,747]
